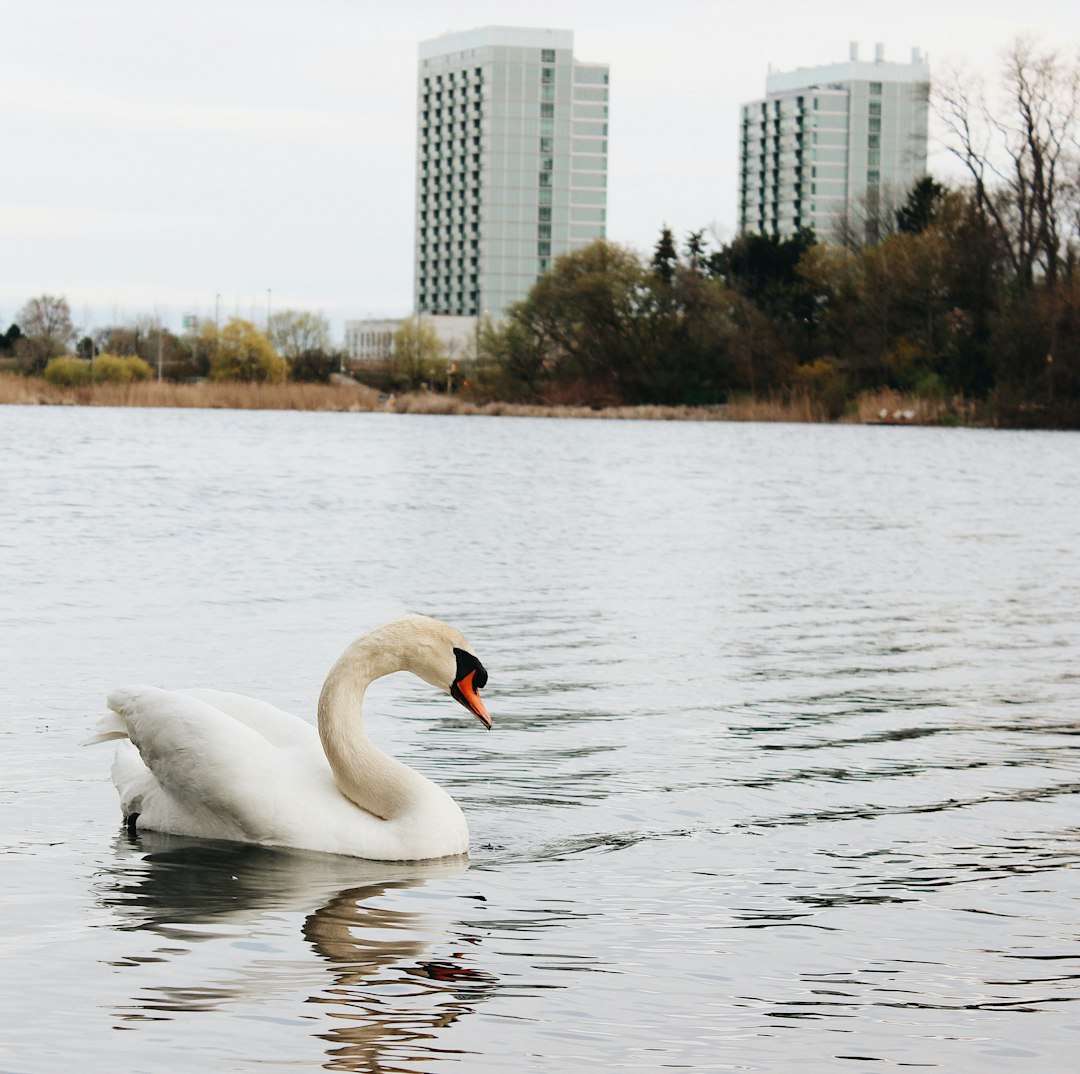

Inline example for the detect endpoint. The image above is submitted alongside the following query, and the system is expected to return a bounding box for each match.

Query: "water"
[1,405,1078,1072]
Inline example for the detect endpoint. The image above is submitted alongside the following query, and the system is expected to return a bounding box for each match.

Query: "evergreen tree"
[651,226,678,286]
[895,177,947,235]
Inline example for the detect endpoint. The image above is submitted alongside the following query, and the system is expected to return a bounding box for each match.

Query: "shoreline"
[0,373,988,426]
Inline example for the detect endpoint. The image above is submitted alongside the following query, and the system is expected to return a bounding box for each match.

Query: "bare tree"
[268,309,331,364]
[937,38,1080,287]
[14,294,74,373]
[830,182,908,249]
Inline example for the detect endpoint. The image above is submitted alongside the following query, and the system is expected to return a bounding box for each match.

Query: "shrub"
[794,358,850,420]
[290,347,340,382]
[206,318,287,382]
[91,353,153,383]
[43,356,91,386]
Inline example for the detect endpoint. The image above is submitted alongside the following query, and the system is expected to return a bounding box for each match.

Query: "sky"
[3,0,1079,341]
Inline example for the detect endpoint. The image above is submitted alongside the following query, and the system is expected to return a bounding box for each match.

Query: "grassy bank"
[0,375,383,412]
[0,373,977,425]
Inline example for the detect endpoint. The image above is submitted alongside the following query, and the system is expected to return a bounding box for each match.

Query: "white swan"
[85,615,491,861]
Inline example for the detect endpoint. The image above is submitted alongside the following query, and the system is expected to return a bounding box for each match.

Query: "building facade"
[344,318,398,363]
[739,44,929,242]
[415,26,609,319]
[343,314,478,364]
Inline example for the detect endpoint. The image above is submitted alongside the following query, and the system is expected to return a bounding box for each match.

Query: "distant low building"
[343,314,480,364]
[344,319,398,363]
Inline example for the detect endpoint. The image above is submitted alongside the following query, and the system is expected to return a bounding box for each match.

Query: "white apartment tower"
[739,44,930,241]
[415,26,610,319]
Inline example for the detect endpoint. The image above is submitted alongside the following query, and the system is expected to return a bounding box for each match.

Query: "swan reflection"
[96,833,496,1071]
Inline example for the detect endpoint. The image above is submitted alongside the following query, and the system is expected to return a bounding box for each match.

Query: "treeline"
[475,183,1079,425]
[477,39,1080,426]
[0,301,348,385]
[0,299,453,393]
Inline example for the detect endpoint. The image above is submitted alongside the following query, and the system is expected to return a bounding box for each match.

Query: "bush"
[290,348,340,382]
[43,356,91,386]
[794,358,850,420]
[92,353,153,383]
[207,318,287,382]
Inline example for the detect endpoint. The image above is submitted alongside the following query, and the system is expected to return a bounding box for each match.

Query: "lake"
[1,405,1078,1072]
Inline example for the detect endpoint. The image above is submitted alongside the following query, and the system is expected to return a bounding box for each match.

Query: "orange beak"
[451,669,491,729]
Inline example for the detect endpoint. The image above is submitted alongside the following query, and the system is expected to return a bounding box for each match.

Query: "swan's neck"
[317,631,436,821]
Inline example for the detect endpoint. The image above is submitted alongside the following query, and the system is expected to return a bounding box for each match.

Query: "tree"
[14,294,74,373]
[685,229,707,273]
[896,177,948,235]
[937,38,1080,287]
[651,226,678,286]
[202,318,286,382]
[391,318,445,390]
[0,323,22,354]
[290,348,343,382]
[268,310,331,365]
[485,238,742,405]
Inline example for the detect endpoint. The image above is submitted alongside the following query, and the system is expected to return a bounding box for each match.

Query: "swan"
[84,615,491,861]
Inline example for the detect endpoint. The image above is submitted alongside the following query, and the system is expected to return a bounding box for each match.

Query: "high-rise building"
[415,26,609,319]
[738,44,929,242]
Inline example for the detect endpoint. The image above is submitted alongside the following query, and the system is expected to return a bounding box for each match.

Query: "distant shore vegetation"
[3,41,1078,428]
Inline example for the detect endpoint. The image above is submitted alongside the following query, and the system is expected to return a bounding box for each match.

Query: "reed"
[720,392,829,423]
[0,373,981,425]
[391,393,723,420]
[848,388,976,426]
[0,374,381,411]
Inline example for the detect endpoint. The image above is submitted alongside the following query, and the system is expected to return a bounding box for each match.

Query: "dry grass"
[0,373,979,425]
[846,388,976,426]
[0,374,382,411]
[390,392,724,421]
[720,392,830,423]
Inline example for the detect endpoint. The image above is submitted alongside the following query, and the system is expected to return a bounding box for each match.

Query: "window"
[867,169,880,184]
[867,150,880,166]
[541,48,555,62]
[539,206,552,222]
[541,67,555,83]
[541,84,555,102]
[540,102,554,118]
[538,223,551,239]
[870,81,882,95]
[869,117,881,132]
[539,171,552,188]
[538,241,551,256]
[869,101,882,116]
[540,136,553,154]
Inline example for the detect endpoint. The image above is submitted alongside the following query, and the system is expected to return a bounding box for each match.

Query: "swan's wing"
[179,688,320,751]
[106,685,305,841]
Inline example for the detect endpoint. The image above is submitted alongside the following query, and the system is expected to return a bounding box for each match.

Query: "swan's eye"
[453,647,487,690]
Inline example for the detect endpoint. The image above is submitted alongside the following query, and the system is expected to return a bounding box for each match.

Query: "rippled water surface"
[2,406,1078,1072]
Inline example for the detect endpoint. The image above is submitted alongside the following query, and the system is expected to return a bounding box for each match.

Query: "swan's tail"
[82,686,144,745]
[81,711,129,746]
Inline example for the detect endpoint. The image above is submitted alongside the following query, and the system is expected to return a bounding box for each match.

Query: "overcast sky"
[3,0,1079,340]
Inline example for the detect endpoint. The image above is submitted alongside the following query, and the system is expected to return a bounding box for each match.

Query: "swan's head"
[398,615,491,730]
